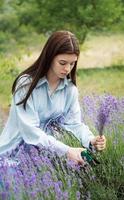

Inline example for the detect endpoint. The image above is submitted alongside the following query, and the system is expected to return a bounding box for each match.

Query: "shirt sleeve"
[13,77,70,156]
[63,85,95,148]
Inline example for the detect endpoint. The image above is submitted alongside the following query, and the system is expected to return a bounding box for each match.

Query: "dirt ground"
[18,34,124,69]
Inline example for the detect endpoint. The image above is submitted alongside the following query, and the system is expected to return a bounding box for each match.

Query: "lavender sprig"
[96,95,118,136]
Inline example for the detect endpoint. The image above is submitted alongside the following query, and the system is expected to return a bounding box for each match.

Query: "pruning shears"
[81,148,100,166]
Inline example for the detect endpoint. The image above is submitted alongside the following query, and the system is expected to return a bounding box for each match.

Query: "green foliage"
[0,56,20,107]
[0,56,19,79]
[0,0,124,45]
[34,0,124,42]
[0,31,15,53]
[58,125,124,200]
[0,13,19,33]
[88,130,124,199]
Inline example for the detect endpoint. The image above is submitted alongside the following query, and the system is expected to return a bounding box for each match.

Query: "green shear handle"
[81,149,100,166]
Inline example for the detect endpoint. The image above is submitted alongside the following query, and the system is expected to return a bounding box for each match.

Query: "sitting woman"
[0,31,106,196]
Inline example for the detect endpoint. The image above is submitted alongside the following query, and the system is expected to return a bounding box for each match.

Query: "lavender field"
[1,0,124,198]
[0,94,124,200]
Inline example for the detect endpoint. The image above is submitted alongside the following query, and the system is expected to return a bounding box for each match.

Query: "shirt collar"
[36,76,71,90]
[57,77,70,91]
[36,76,48,88]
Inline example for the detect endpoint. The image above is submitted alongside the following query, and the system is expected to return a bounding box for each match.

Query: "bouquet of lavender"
[96,95,118,136]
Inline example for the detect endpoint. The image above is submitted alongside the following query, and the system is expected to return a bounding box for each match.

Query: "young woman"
[0,30,106,166]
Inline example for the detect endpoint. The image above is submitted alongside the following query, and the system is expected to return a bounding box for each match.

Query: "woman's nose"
[64,64,71,71]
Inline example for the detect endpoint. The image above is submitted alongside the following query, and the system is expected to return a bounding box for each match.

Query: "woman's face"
[48,53,78,79]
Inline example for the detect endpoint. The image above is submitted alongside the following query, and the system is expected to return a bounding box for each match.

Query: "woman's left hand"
[90,135,106,151]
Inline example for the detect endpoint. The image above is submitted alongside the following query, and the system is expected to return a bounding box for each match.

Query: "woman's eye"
[59,62,66,65]
[59,62,75,66]
[70,62,75,67]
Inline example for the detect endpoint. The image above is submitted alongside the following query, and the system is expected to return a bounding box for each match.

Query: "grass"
[77,65,124,98]
[90,131,124,199]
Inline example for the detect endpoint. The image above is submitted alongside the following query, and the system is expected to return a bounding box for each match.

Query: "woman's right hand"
[67,147,86,165]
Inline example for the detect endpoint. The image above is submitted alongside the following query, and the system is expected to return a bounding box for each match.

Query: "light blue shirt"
[0,75,95,156]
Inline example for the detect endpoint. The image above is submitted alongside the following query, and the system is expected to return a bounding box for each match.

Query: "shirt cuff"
[82,135,95,149]
[89,141,96,153]
[49,140,70,157]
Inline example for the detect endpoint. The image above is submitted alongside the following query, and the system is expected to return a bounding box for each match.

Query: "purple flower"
[96,95,119,135]
[42,171,53,188]
[63,191,68,199]
[0,192,8,200]
[54,181,63,200]
[76,191,81,200]
[81,94,124,135]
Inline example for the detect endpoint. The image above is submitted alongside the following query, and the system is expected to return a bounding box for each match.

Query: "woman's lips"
[61,72,68,75]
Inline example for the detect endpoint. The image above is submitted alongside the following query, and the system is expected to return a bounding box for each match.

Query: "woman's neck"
[46,72,60,93]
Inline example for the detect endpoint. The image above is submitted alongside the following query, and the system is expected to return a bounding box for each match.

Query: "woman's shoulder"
[16,74,32,91]
[17,74,32,85]
[67,80,78,96]
[67,79,78,90]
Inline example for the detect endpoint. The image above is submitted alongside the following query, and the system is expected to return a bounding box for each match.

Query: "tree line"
[0,0,124,45]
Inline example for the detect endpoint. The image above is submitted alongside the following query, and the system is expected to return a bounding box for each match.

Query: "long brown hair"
[12,30,80,109]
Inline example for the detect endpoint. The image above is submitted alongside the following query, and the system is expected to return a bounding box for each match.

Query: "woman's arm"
[64,85,106,151]
[63,85,95,148]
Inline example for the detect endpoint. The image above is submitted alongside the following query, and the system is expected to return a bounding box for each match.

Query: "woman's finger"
[96,144,106,150]
[96,141,105,146]
[78,154,85,165]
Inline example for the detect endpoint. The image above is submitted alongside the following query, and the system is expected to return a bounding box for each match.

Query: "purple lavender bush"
[0,94,124,199]
[82,94,124,199]
[0,143,91,200]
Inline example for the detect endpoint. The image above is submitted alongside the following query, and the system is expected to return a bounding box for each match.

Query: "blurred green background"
[0,0,124,112]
